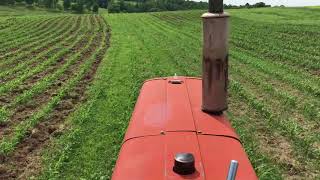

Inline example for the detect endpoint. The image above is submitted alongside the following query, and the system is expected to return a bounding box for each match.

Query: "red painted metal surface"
[185,78,238,138]
[112,77,257,180]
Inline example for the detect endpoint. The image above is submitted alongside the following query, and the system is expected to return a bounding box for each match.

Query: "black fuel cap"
[173,153,195,175]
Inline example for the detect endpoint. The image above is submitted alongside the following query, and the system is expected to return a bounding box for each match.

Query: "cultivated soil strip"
[0,16,65,59]
[0,16,81,85]
[0,16,96,136]
[0,16,71,69]
[0,15,110,179]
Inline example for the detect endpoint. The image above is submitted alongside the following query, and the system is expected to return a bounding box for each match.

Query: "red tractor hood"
[112,77,257,180]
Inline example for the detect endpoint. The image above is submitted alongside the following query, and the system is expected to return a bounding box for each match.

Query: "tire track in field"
[0,15,110,179]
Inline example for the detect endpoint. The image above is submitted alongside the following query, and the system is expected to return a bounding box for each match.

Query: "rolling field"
[0,6,320,180]
[0,10,110,178]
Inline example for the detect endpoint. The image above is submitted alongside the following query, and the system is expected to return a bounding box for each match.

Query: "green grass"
[39,8,320,180]
[0,6,319,180]
[306,6,320,9]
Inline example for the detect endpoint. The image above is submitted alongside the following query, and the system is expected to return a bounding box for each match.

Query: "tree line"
[225,2,272,9]
[0,0,103,13]
[0,0,272,13]
[108,1,272,13]
[108,0,209,13]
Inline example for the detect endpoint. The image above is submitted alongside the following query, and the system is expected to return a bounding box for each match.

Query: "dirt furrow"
[0,17,66,57]
[0,18,99,137]
[0,16,102,133]
[0,16,110,179]
[0,16,82,84]
[0,16,72,69]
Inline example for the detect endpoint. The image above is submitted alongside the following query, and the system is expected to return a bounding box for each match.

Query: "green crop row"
[229,80,320,167]
[0,17,71,69]
[0,15,60,39]
[0,16,69,58]
[0,22,106,155]
[233,29,320,59]
[0,17,18,32]
[231,49,320,98]
[231,35,320,71]
[0,16,53,41]
[0,16,59,47]
[227,112,283,179]
[231,43,319,86]
[0,18,96,124]
[231,18,320,57]
[0,16,86,80]
[230,63,320,153]
[0,18,78,88]
[230,60,320,122]
[0,16,67,55]
[150,15,199,42]
[0,16,51,34]
[0,16,79,72]
[18,37,99,102]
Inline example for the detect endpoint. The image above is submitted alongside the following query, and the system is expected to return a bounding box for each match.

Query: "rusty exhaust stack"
[201,0,229,114]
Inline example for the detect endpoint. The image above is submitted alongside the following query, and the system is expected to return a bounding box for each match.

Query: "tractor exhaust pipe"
[201,0,229,114]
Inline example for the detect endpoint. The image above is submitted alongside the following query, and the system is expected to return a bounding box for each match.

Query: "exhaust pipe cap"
[173,153,196,175]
